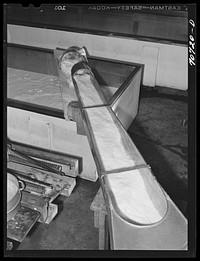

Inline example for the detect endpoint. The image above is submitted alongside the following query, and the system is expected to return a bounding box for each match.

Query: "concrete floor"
[14,178,100,250]
[9,86,188,252]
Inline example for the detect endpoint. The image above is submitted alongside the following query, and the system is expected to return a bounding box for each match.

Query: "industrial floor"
[9,86,188,252]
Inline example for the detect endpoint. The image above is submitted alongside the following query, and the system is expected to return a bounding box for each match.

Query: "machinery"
[56,46,187,250]
[6,40,187,249]
[4,3,193,252]
[6,43,143,246]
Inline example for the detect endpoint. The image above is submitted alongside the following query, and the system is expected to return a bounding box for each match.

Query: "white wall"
[7,24,188,90]
[7,106,98,181]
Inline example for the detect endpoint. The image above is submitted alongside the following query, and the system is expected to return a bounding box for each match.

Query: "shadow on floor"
[128,115,188,217]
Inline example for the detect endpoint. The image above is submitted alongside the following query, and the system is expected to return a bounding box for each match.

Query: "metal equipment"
[55,46,187,250]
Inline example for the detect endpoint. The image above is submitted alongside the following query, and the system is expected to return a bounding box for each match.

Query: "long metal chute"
[55,47,188,250]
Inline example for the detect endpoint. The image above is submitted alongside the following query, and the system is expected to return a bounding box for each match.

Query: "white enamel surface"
[7,24,188,90]
[60,52,83,88]
[86,107,135,171]
[7,68,64,110]
[7,107,97,181]
[73,74,104,106]
[106,170,165,224]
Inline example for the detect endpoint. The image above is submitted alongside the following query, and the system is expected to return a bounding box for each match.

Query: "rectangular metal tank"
[6,43,143,181]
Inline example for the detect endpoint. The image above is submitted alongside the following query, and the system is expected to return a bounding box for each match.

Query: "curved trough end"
[103,168,187,250]
[104,167,168,226]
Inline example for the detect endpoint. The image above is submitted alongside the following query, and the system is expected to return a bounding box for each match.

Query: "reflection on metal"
[54,46,143,130]
[56,46,188,250]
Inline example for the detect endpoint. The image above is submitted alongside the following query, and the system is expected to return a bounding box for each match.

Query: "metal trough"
[63,46,187,250]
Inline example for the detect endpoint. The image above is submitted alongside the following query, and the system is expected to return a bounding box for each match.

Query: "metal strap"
[101,164,151,175]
